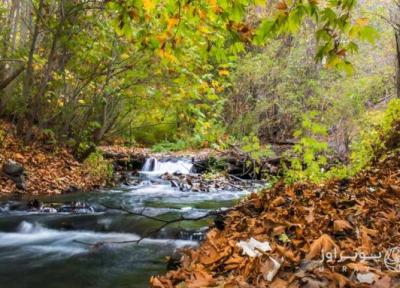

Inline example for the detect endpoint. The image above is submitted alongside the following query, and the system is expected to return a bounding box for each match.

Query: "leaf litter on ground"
[151,149,400,287]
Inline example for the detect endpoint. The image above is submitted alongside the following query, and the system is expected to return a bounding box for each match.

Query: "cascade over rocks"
[100,145,286,180]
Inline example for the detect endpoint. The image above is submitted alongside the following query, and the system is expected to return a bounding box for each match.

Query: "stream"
[0,158,256,288]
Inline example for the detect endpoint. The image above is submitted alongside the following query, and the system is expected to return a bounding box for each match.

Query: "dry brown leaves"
[0,122,101,195]
[151,150,400,287]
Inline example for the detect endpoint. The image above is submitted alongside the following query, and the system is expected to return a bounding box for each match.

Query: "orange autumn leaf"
[187,270,216,288]
[306,234,340,260]
[167,17,179,31]
[346,262,371,272]
[276,1,288,10]
[333,220,352,232]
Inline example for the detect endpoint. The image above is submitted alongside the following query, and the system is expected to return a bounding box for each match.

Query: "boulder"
[14,174,26,190]
[2,161,26,191]
[2,160,24,177]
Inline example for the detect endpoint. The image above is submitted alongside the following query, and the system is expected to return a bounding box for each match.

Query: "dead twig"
[75,204,241,247]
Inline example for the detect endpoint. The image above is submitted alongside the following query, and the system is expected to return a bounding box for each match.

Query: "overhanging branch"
[74,203,240,247]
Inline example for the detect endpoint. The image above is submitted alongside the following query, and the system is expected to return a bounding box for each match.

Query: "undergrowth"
[83,151,113,182]
[284,99,400,183]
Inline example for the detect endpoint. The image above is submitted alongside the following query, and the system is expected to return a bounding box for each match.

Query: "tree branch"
[73,204,239,247]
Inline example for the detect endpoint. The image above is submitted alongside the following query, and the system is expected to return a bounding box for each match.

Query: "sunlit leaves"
[108,0,377,77]
[103,0,380,144]
[142,0,157,12]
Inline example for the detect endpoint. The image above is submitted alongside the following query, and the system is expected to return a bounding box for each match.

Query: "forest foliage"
[0,0,398,182]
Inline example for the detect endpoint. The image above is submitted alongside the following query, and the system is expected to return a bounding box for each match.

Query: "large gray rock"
[2,160,26,191]
[2,160,24,177]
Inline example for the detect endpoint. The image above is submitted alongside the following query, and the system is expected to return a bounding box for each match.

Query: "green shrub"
[151,139,189,152]
[240,133,274,161]
[349,98,400,172]
[284,112,329,183]
[83,151,113,182]
[0,128,5,145]
[283,100,400,183]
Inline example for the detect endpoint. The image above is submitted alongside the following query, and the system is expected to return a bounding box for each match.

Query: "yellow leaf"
[207,0,219,12]
[218,69,229,76]
[157,49,177,62]
[121,53,129,60]
[143,0,155,12]
[356,17,369,27]
[197,9,206,19]
[211,80,219,87]
[167,17,179,31]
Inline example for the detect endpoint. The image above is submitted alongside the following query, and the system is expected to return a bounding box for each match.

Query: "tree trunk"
[20,0,44,138]
[0,65,25,91]
[395,30,400,98]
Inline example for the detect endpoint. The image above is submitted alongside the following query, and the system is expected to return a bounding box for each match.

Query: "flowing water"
[0,158,255,288]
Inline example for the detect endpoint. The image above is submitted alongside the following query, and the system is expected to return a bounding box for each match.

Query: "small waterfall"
[142,157,157,172]
[140,157,193,177]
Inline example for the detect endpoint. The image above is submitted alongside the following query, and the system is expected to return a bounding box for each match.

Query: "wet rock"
[2,160,24,177]
[27,199,41,210]
[120,172,132,185]
[58,201,95,214]
[166,251,183,271]
[14,174,26,190]
[40,206,57,213]
[2,160,26,191]
[8,201,28,211]
[63,185,79,194]
[214,215,225,231]
[161,172,259,193]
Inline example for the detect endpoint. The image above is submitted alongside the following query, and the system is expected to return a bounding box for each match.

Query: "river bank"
[151,149,400,287]
[0,154,262,288]
[0,122,103,195]
[0,120,280,195]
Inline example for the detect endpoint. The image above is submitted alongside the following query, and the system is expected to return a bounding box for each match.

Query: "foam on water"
[0,221,196,259]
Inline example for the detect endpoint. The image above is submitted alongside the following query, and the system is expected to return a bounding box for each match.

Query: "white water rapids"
[0,156,255,288]
[0,221,195,260]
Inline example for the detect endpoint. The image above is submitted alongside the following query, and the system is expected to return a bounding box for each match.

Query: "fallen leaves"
[187,270,216,288]
[237,237,271,257]
[151,149,400,287]
[0,121,101,195]
[260,257,281,281]
[306,234,340,260]
[333,219,353,232]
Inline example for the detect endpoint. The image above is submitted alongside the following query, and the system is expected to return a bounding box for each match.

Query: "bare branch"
[73,204,240,247]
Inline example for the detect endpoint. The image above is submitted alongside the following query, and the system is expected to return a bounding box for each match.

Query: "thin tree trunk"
[395,30,400,98]
[0,64,25,91]
[19,0,44,137]
[35,0,67,127]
